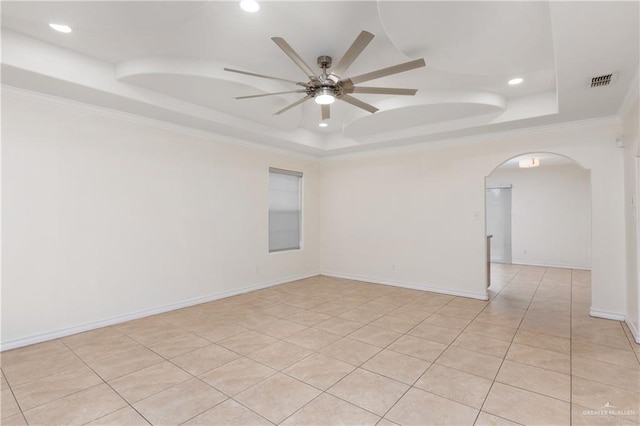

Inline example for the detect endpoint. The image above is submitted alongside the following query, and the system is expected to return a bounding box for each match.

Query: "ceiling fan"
[224,31,426,120]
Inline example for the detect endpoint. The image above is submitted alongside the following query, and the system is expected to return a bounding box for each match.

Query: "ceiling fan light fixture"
[508,77,524,85]
[315,87,335,105]
[239,0,260,13]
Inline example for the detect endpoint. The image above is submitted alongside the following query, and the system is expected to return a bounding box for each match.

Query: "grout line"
[475,265,546,422]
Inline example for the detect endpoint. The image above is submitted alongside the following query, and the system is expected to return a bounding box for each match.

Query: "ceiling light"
[240,0,260,12]
[518,157,540,168]
[318,122,328,128]
[49,23,72,33]
[315,88,335,105]
[508,77,523,85]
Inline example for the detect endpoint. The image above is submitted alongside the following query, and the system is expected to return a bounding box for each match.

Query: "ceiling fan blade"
[347,87,418,95]
[224,68,306,86]
[236,90,307,100]
[271,37,318,80]
[321,104,330,120]
[274,95,313,115]
[339,94,379,113]
[332,30,375,77]
[347,58,426,85]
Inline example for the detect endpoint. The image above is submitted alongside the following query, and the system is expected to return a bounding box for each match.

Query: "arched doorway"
[485,152,591,295]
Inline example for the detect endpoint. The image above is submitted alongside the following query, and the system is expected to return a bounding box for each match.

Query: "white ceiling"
[2,1,638,156]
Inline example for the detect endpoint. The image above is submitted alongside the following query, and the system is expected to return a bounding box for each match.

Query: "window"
[269,168,302,252]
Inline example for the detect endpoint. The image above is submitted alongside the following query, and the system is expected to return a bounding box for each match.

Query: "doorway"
[485,152,592,289]
[486,186,512,264]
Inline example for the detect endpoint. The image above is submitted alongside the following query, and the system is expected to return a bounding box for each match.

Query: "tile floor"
[1,265,639,425]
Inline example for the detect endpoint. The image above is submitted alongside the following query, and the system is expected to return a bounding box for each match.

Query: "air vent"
[590,72,618,88]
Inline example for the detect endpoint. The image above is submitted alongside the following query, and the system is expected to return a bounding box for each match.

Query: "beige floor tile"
[218,331,278,355]
[362,350,430,385]
[320,338,382,366]
[348,325,402,347]
[505,343,570,374]
[23,384,127,425]
[281,393,380,425]
[62,327,129,350]
[451,331,511,358]
[387,306,437,321]
[133,378,226,425]
[284,353,355,390]
[234,373,321,424]
[86,406,150,425]
[314,317,364,336]
[371,315,422,334]
[251,318,308,339]
[336,308,383,325]
[387,335,447,362]
[378,418,401,426]
[108,361,192,403]
[1,373,8,390]
[195,322,248,343]
[572,341,639,368]
[496,360,570,401]
[408,322,460,345]
[171,344,239,376]
[465,320,518,342]
[284,327,342,351]
[513,329,570,354]
[1,387,20,419]
[424,313,473,331]
[328,368,408,416]
[483,382,570,426]
[247,341,312,371]
[12,364,103,410]
[386,387,479,425]
[199,357,275,396]
[2,340,86,387]
[415,364,492,409]
[0,413,28,426]
[436,346,503,379]
[82,345,164,381]
[146,331,210,358]
[183,399,272,425]
[572,376,640,423]
[474,411,522,425]
[284,310,331,326]
[571,403,638,425]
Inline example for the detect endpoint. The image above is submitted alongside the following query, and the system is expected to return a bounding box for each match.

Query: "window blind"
[269,168,302,252]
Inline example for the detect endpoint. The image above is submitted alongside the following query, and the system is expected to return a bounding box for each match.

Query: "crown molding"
[618,65,639,119]
[320,115,622,162]
[1,85,320,162]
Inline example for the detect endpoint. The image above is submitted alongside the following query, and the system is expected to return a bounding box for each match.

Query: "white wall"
[487,163,591,269]
[319,122,626,315]
[1,88,630,349]
[1,89,320,348]
[623,99,640,342]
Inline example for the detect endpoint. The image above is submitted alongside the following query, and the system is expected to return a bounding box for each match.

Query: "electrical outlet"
[523,249,527,255]
[392,264,396,271]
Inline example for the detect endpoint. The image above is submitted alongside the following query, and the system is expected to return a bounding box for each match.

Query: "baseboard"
[0,272,320,351]
[511,261,591,270]
[589,308,626,321]
[625,317,640,344]
[321,271,489,301]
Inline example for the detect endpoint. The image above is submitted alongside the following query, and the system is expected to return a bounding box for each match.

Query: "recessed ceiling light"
[318,122,329,128]
[508,77,523,85]
[49,23,72,33]
[240,0,260,13]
